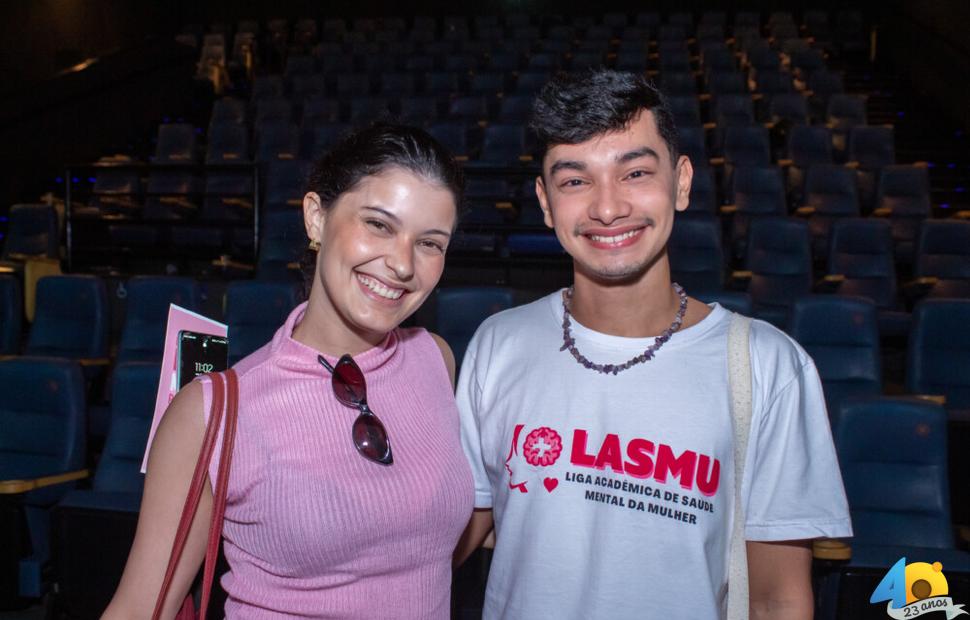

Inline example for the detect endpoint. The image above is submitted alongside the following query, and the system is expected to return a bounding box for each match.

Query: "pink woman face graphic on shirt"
[505,424,563,493]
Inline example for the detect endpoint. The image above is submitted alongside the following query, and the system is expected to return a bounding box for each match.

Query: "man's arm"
[747,539,814,620]
[454,508,494,567]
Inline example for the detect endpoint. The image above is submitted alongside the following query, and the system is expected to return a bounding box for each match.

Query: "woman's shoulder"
[395,327,456,386]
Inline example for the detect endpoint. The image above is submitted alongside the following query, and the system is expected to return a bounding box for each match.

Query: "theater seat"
[789,295,881,417]
[826,219,909,338]
[225,280,300,365]
[911,220,970,299]
[743,217,812,329]
[53,362,159,619]
[0,358,86,602]
[435,287,514,365]
[906,299,970,421]
[25,275,109,365]
[0,276,22,355]
[874,165,930,264]
[800,164,860,259]
[117,277,201,364]
[817,397,970,620]
[669,213,724,295]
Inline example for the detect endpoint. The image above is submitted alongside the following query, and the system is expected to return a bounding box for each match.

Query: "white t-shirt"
[457,292,852,620]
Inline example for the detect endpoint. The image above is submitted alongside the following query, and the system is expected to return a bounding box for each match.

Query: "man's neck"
[568,263,681,338]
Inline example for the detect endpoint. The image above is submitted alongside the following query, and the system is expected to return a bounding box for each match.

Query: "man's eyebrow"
[361,205,451,237]
[548,159,587,175]
[617,146,661,164]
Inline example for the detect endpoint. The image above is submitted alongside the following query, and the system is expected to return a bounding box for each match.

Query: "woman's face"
[305,166,457,345]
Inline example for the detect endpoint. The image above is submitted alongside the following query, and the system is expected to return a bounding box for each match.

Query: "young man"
[455,70,851,619]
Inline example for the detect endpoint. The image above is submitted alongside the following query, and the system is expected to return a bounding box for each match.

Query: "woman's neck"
[291,289,387,357]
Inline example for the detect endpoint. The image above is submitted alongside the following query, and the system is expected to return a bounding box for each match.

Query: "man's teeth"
[357,274,404,300]
[589,230,639,243]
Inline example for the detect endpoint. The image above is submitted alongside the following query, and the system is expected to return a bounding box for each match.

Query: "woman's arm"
[102,382,213,620]
[454,508,494,567]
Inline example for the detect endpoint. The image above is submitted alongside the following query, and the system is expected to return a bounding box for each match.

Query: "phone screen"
[177,331,229,389]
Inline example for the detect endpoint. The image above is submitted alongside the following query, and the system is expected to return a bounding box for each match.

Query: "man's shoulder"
[742,314,815,395]
[477,290,559,335]
[466,291,560,360]
[747,315,810,363]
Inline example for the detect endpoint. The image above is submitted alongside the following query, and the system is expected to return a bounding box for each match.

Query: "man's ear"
[303,192,325,242]
[674,155,694,213]
[535,175,554,229]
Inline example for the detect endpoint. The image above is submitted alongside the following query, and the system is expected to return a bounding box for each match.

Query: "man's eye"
[627,170,652,179]
[561,179,585,188]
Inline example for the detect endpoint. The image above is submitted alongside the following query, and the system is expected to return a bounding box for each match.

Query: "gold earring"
[308,239,320,251]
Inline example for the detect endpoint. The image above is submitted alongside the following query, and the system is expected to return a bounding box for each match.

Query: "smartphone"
[177,330,229,390]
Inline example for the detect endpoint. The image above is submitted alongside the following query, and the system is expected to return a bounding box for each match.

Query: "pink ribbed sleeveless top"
[199,302,474,619]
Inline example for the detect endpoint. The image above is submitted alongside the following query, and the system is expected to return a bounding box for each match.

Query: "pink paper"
[141,304,228,472]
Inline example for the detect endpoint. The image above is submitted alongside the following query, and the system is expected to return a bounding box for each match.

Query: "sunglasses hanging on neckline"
[318,354,394,465]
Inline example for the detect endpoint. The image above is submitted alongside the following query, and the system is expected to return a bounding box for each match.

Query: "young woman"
[104,123,474,619]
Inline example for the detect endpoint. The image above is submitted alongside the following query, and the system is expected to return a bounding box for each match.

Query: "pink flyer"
[140,304,228,472]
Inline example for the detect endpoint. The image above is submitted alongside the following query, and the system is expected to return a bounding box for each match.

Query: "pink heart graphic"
[543,477,558,492]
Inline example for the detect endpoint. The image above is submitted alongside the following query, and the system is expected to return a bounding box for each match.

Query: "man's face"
[536,110,693,284]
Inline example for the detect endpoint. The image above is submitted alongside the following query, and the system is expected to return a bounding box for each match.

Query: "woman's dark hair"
[299,122,464,298]
[530,69,679,164]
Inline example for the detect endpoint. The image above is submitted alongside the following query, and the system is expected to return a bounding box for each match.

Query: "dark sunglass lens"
[333,355,366,405]
[353,413,392,465]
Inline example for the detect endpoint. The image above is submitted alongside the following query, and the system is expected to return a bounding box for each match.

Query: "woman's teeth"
[357,274,404,300]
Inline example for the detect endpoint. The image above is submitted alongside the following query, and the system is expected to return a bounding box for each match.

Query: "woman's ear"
[303,192,325,243]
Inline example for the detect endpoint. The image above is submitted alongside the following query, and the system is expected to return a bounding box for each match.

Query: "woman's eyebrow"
[362,205,451,237]
[360,205,401,223]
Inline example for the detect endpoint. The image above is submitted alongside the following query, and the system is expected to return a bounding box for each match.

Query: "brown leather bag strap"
[150,371,231,620]
[198,369,239,619]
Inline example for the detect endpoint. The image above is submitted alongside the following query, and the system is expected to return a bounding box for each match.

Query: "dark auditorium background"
[2,1,970,619]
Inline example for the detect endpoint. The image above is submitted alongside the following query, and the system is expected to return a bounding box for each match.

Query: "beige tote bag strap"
[727,313,753,620]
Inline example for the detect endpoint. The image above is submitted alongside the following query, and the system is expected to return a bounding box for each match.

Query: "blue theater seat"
[0,204,59,271]
[0,275,22,355]
[906,299,970,420]
[818,397,970,620]
[874,165,930,264]
[668,213,724,295]
[0,358,86,601]
[256,209,305,282]
[225,280,300,364]
[25,275,109,362]
[743,217,812,329]
[53,362,160,619]
[117,277,201,364]
[800,164,860,259]
[827,218,910,338]
[789,295,881,417]
[912,220,970,299]
[435,287,514,365]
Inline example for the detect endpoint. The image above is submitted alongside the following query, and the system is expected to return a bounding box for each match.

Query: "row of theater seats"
[180,10,866,72]
[2,291,967,616]
[68,6,885,277]
[7,194,968,335]
[1,267,968,435]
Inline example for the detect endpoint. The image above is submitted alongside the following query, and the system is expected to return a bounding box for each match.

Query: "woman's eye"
[367,219,390,232]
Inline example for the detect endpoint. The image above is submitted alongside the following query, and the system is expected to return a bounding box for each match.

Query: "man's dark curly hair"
[530,69,679,165]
